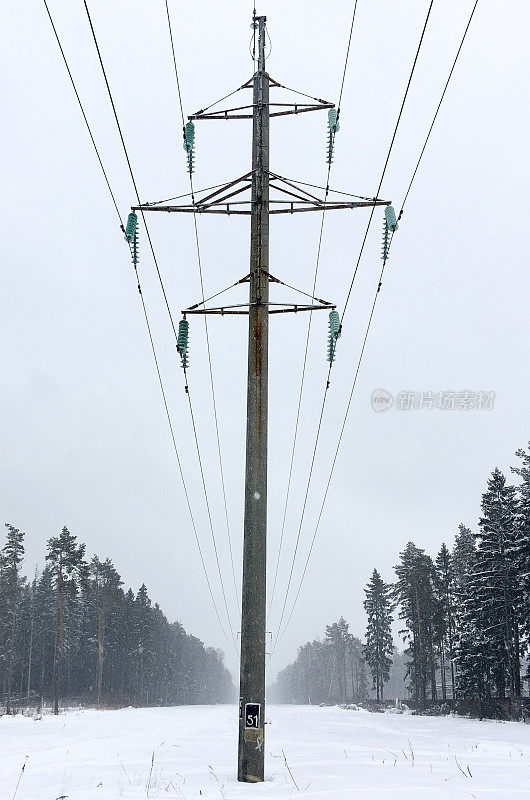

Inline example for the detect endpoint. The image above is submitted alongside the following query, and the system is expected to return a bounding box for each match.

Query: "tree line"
[270,616,408,705]
[0,526,234,713]
[272,443,530,713]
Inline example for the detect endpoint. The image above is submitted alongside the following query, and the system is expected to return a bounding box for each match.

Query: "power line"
[165,0,185,128]
[81,1,237,645]
[272,0,480,651]
[270,363,332,644]
[143,180,241,207]
[83,0,179,342]
[399,0,479,217]
[272,240,392,652]
[189,197,241,619]
[269,0,360,627]
[267,169,331,619]
[43,0,234,647]
[42,0,122,227]
[337,0,359,113]
[165,1,241,618]
[270,0,435,652]
[134,267,235,648]
[341,0,434,320]
[183,369,238,646]
[272,237,394,653]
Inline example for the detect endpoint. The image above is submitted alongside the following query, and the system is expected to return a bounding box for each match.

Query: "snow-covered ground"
[2,704,530,799]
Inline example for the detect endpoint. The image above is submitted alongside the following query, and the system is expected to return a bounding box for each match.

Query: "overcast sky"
[1,0,528,681]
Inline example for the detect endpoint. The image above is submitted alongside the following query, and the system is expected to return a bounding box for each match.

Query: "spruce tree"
[325,617,352,703]
[477,469,523,699]
[452,525,476,591]
[363,569,394,701]
[434,544,455,700]
[511,442,530,666]
[394,542,438,706]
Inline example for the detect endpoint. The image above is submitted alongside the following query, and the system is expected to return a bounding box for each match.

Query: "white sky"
[1,0,528,681]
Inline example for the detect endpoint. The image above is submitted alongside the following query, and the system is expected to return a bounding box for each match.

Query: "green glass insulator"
[329,310,341,338]
[327,310,341,363]
[184,121,195,146]
[328,108,339,133]
[381,220,390,261]
[124,211,138,243]
[385,205,398,232]
[177,319,189,369]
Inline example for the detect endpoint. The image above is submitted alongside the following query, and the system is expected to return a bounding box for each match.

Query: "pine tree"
[32,566,57,703]
[45,527,86,714]
[363,569,394,701]
[1,524,25,712]
[0,525,234,710]
[90,556,123,705]
[24,569,38,705]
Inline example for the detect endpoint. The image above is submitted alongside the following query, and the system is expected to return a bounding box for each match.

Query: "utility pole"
[132,10,390,784]
[238,15,269,783]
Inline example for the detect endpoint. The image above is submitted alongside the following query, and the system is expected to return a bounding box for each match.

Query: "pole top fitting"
[256,16,267,72]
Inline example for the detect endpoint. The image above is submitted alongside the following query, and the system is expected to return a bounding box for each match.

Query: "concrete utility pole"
[238,15,269,783]
[132,11,390,784]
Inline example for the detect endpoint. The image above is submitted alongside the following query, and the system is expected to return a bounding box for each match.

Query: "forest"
[272,444,530,717]
[0,527,234,713]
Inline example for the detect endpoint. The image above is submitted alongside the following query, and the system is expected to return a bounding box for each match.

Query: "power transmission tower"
[133,10,389,784]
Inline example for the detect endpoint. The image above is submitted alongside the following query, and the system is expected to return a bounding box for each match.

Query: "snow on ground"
[2,704,530,799]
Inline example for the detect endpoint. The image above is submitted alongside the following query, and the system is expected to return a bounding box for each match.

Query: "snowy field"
[2,705,530,799]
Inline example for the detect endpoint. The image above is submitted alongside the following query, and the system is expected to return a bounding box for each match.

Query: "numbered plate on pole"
[239,698,243,719]
[245,702,261,729]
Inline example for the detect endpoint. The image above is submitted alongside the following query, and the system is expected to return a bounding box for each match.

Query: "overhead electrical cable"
[183,368,238,646]
[42,0,122,227]
[165,0,185,126]
[145,180,252,207]
[270,176,377,201]
[43,0,234,647]
[268,0,359,627]
[341,0,434,320]
[272,0,435,652]
[337,0,358,113]
[273,0,480,650]
[267,171,331,620]
[165,0,241,618]
[271,237,394,653]
[399,0,479,217]
[83,0,237,646]
[82,0,178,341]
[188,199,241,619]
[134,268,236,649]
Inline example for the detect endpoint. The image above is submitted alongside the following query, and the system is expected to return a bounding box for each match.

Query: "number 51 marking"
[244,702,261,729]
